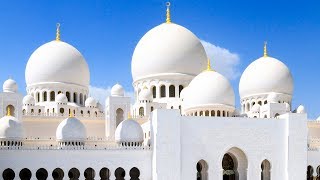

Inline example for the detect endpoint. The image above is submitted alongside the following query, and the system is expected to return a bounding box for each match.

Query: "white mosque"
[0,3,319,180]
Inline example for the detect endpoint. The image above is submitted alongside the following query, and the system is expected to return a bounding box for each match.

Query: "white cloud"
[89,86,134,107]
[201,40,240,80]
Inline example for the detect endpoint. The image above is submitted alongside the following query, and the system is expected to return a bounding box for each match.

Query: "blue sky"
[0,0,319,118]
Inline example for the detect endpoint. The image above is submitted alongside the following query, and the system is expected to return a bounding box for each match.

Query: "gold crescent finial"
[207,58,211,71]
[264,41,268,57]
[56,23,61,41]
[6,106,11,116]
[166,2,171,23]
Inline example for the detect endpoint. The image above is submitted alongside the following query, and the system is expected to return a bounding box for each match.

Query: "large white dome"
[25,40,90,87]
[131,23,207,81]
[3,78,18,93]
[56,117,86,141]
[115,119,143,143]
[239,56,293,99]
[0,115,23,140]
[184,70,235,109]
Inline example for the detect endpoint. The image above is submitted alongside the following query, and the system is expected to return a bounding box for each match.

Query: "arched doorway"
[36,168,48,180]
[19,168,32,180]
[317,165,320,179]
[261,159,271,180]
[139,107,144,116]
[222,154,236,180]
[68,168,80,180]
[84,168,95,180]
[52,168,64,180]
[114,167,125,180]
[222,147,248,180]
[129,167,140,180]
[100,168,110,180]
[169,85,175,97]
[307,165,314,180]
[2,168,15,180]
[116,108,124,127]
[197,159,208,180]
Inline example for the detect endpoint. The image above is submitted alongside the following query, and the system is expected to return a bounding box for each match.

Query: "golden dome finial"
[56,23,61,41]
[6,106,11,116]
[263,41,268,57]
[205,58,214,71]
[166,2,171,23]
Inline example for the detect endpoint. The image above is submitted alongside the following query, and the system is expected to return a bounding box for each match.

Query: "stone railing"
[308,138,320,150]
[0,144,151,151]
[22,112,104,120]
[24,136,110,141]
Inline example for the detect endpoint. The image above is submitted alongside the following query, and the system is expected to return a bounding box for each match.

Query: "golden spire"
[6,106,11,116]
[263,41,268,57]
[205,58,214,71]
[166,2,171,23]
[56,23,61,41]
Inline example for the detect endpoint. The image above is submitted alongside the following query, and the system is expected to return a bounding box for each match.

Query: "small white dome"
[296,105,305,114]
[25,41,90,88]
[184,70,235,109]
[0,115,23,140]
[239,56,293,99]
[115,119,143,143]
[267,92,279,103]
[56,117,86,141]
[284,102,290,112]
[23,95,35,105]
[251,104,261,113]
[85,97,97,107]
[180,86,189,100]
[56,93,68,104]
[139,88,152,101]
[3,79,18,93]
[111,83,124,97]
[131,23,207,82]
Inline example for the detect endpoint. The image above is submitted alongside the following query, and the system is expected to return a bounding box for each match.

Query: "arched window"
[115,167,125,180]
[52,168,64,180]
[19,168,32,180]
[99,168,110,180]
[217,110,221,117]
[66,92,70,102]
[6,105,15,116]
[246,103,250,112]
[84,168,95,180]
[152,86,156,98]
[197,160,208,180]
[80,93,83,105]
[151,106,154,112]
[73,92,77,103]
[261,159,271,180]
[2,168,15,180]
[38,109,41,114]
[211,110,215,117]
[50,91,55,101]
[36,168,48,180]
[258,101,262,105]
[169,85,175,97]
[36,92,40,102]
[179,85,184,97]
[22,109,26,114]
[222,154,236,180]
[307,165,314,180]
[60,108,64,114]
[139,107,144,116]
[264,100,268,104]
[200,111,203,116]
[115,108,124,127]
[316,165,320,179]
[205,110,209,116]
[195,112,198,116]
[43,91,47,101]
[129,167,140,180]
[222,111,225,117]
[68,168,80,180]
[160,85,166,98]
